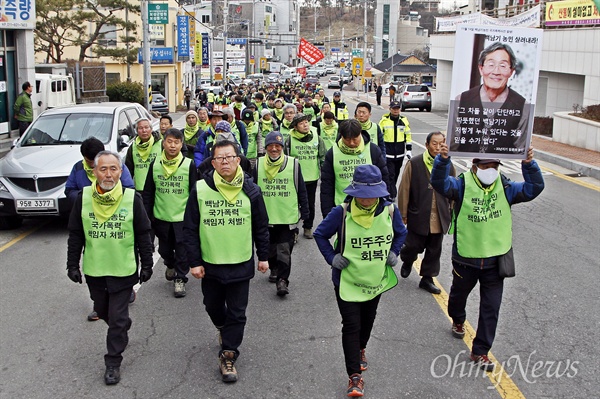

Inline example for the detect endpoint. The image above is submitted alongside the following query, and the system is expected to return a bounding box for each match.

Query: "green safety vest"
[231,121,241,144]
[280,121,292,144]
[257,156,299,225]
[363,122,379,145]
[455,172,512,258]
[303,106,316,121]
[320,121,338,151]
[245,122,259,159]
[260,119,275,138]
[81,187,137,277]
[151,157,191,222]
[132,139,162,191]
[196,180,253,264]
[332,144,372,206]
[207,92,215,103]
[289,128,320,182]
[339,204,397,302]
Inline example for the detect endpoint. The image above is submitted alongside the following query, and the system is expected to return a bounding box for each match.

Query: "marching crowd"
[64,81,544,397]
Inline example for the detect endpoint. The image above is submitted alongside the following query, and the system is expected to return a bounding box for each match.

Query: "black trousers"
[386,156,405,199]
[303,181,318,230]
[268,224,295,281]
[154,219,189,282]
[18,121,31,136]
[87,281,133,367]
[448,261,504,356]
[376,95,382,106]
[335,287,382,376]
[400,231,444,277]
[202,278,250,358]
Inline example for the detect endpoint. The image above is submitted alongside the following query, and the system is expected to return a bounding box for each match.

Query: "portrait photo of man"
[446,26,542,159]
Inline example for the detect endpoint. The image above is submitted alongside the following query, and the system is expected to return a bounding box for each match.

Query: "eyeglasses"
[482,61,512,72]
[213,155,238,163]
[284,111,295,115]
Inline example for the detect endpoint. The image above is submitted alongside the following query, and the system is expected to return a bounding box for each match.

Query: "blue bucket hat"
[343,165,389,198]
[215,120,231,133]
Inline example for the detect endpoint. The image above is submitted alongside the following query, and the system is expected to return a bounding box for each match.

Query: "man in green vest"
[398,132,456,294]
[142,129,197,298]
[125,118,163,192]
[182,110,202,158]
[256,131,309,295]
[183,140,270,383]
[314,165,407,398]
[241,109,261,171]
[315,110,339,151]
[354,102,386,158]
[285,113,327,239]
[279,103,296,143]
[431,144,544,372]
[67,151,154,385]
[379,101,412,199]
[320,119,390,218]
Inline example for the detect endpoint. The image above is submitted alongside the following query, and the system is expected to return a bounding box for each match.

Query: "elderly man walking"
[183,139,270,383]
[431,144,544,371]
[66,151,154,385]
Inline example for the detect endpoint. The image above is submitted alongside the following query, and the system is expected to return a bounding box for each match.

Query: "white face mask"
[476,167,499,186]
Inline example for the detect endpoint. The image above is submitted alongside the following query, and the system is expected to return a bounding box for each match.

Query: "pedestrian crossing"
[405,110,450,132]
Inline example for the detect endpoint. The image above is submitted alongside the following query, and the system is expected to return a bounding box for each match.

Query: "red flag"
[298,38,324,65]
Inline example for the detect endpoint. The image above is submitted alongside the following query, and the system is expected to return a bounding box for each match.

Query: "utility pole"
[223,0,228,86]
[141,0,152,110]
[363,0,367,93]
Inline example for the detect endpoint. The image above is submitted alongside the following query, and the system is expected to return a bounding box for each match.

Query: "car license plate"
[16,199,55,209]
[413,94,424,98]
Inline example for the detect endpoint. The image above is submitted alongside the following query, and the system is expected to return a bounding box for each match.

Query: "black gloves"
[139,268,153,283]
[67,268,82,284]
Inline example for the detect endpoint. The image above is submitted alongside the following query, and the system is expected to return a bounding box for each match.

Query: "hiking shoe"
[470,353,495,372]
[87,311,99,321]
[303,228,313,239]
[452,323,465,339]
[347,373,364,397]
[219,351,238,382]
[104,366,120,385]
[174,279,186,298]
[165,267,176,281]
[359,349,368,371]
[129,289,136,304]
[276,279,289,297]
[400,262,412,278]
[268,268,278,283]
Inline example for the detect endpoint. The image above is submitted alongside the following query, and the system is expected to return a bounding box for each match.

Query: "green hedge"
[106,81,145,105]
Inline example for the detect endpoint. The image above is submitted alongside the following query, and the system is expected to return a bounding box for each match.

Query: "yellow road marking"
[413,258,526,399]
[541,165,600,192]
[0,222,48,253]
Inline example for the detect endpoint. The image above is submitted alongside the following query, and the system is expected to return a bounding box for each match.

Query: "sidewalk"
[341,86,600,180]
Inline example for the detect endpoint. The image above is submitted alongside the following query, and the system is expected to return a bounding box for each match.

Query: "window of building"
[265,5,272,13]
[106,73,121,85]
[98,24,117,47]
[383,5,390,35]
[201,14,210,23]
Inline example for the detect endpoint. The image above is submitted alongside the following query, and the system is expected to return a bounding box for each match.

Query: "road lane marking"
[412,258,526,399]
[540,165,600,192]
[0,222,48,253]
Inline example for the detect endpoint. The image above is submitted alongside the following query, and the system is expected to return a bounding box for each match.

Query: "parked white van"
[34,74,76,118]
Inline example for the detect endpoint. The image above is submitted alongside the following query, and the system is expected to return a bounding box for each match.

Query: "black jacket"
[182,171,270,284]
[67,189,153,292]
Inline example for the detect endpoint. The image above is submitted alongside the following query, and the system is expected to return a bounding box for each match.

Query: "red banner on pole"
[298,38,325,65]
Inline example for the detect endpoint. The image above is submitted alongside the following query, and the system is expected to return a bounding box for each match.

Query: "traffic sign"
[352,57,364,77]
[340,58,345,63]
[215,67,221,73]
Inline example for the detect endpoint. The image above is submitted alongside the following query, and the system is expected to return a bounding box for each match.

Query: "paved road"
[1,81,599,398]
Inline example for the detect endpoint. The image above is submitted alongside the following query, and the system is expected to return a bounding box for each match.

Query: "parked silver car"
[399,84,432,111]
[0,102,158,229]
